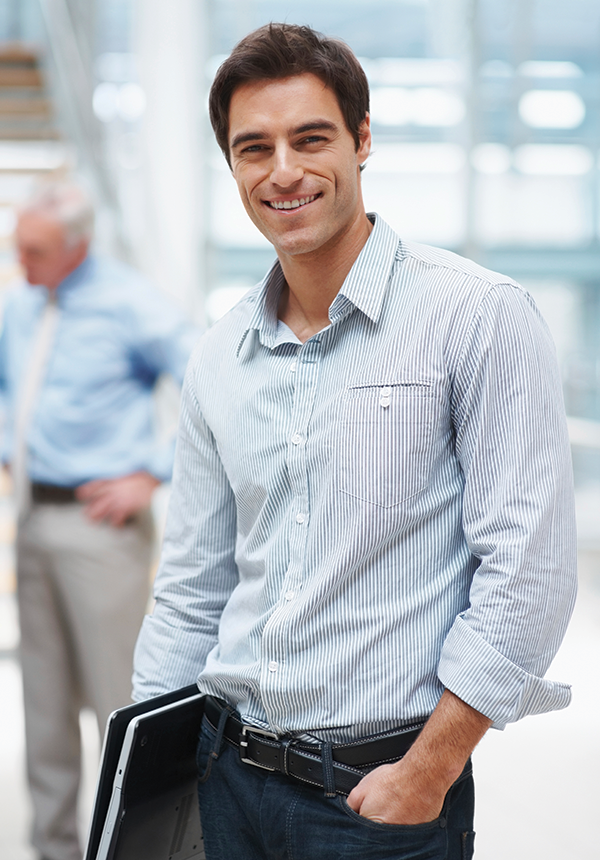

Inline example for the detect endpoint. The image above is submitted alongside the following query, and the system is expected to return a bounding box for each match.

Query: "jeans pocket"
[462,830,476,859]
[338,796,443,831]
[336,796,448,857]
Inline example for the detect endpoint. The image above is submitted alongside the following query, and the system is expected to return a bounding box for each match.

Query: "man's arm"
[438,283,576,727]
[132,354,239,699]
[75,471,160,526]
[352,282,576,824]
[347,690,491,824]
[75,279,202,527]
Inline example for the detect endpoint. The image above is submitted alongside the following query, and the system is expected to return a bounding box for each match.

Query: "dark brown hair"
[209,23,370,167]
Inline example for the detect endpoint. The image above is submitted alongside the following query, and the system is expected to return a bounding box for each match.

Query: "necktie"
[12,293,59,519]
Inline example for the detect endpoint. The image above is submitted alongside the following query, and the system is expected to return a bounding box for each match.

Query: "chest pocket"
[337,382,436,508]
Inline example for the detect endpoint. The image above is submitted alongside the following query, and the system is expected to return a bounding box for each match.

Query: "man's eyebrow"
[294,120,339,136]
[230,131,267,150]
[230,120,339,151]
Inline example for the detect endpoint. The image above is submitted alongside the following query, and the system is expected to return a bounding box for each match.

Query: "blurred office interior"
[0,1,599,859]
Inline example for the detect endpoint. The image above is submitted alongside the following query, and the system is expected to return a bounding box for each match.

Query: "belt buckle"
[239,723,279,771]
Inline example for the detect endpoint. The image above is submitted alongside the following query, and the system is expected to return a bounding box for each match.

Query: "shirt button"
[290,362,297,372]
[380,397,391,408]
[268,660,278,673]
[295,513,305,524]
[292,433,303,445]
[381,386,392,397]
[285,591,295,601]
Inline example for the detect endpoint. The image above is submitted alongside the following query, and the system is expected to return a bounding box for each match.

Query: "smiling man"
[133,23,577,860]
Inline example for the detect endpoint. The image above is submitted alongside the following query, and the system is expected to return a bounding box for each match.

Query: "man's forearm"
[347,689,492,825]
[405,688,492,785]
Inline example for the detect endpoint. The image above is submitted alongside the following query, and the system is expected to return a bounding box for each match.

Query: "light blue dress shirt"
[0,255,200,485]
[133,214,577,737]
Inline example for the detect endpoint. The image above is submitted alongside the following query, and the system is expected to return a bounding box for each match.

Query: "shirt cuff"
[438,615,572,729]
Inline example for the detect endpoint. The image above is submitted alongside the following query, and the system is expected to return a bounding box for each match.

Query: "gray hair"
[21,181,95,247]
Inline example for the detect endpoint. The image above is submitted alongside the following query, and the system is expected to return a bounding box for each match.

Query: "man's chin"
[267,229,324,259]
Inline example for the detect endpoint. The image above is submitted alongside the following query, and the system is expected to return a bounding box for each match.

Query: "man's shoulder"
[195,282,263,350]
[0,279,41,321]
[399,239,521,294]
[391,237,535,328]
[370,215,525,314]
[1,278,28,303]
[81,256,187,322]
[86,255,152,295]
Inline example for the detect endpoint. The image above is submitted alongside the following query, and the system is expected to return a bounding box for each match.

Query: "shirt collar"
[237,213,402,356]
[55,255,94,295]
[330,213,402,324]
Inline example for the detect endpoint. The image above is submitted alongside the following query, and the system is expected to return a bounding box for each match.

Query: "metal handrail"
[36,0,130,259]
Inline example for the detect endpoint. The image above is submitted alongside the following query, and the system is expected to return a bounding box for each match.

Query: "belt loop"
[281,738,292,776]
[198,701,232,784]
[321,742,336,798]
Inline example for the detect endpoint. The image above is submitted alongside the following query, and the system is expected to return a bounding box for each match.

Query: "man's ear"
[357,113,371,166]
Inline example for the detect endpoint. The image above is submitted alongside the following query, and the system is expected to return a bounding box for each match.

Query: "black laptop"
[83,684,206,860]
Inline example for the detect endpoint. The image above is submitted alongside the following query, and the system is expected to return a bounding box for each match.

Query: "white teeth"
[270,194,316,210]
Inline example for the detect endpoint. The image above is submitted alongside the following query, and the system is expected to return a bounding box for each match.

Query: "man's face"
[228,73,371,261]
[15,212,85,290]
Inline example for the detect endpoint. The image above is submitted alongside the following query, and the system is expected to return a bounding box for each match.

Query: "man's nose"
[270,144,303,188]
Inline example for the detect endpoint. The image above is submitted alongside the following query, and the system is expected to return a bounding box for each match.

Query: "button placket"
[263,337,323,712]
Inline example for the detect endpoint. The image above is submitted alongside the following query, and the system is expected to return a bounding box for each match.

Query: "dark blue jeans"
[196,716,476,860]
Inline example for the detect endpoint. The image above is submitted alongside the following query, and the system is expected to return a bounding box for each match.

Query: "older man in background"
[0,181,200,860]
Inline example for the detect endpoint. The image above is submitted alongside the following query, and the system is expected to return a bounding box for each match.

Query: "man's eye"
[242,144,266,154]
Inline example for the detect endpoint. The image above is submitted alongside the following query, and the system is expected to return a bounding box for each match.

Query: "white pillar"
[133,0,207,319]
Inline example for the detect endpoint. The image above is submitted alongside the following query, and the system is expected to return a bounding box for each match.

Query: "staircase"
[0,42,68,289]
[0,42,55,139]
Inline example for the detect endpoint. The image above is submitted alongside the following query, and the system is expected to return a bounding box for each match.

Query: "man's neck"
[277,213,373,343]
[45,247,89,292]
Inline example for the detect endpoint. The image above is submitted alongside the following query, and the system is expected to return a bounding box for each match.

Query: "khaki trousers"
[17,502,153,860]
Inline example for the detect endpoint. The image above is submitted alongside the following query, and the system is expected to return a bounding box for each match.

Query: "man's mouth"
[266,193,320,211]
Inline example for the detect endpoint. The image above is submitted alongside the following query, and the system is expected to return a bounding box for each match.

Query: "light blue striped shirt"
[0,255,200,484]
[133,214,577,736]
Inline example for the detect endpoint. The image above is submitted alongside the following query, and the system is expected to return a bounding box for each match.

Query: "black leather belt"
[204,695,426,796]
[30,482,78,504]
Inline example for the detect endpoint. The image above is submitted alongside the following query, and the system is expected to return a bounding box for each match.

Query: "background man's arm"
[75,471,160,526]
[76,284,201,526]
